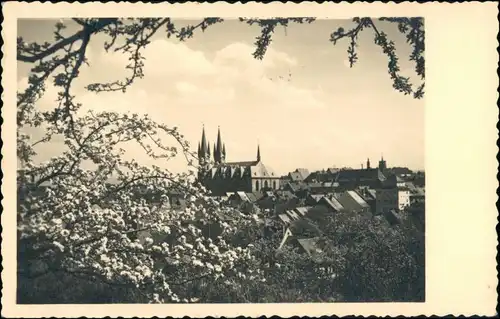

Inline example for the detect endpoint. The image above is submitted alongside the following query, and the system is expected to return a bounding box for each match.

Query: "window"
[264,181,269,189]
[273,181,277,189]
[255,180,260,191]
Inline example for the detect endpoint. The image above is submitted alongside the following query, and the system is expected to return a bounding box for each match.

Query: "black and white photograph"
[16,16,426,304]
[3,2,497,317]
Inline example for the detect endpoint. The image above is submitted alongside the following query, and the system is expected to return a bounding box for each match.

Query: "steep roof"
[319,196,344,212]
[278,214,292,225]
[224,160,258,166]
[295,207,310,216]
[236,191,250,202]
[245,192,257,202]
[308,194,326,202]
[286,210,302,221]
[250,161,278,178]
[296,237,333,263]
[335,191,369,212]
[289,171,303,181]
[346,190,370,209]
[367,189,377,199]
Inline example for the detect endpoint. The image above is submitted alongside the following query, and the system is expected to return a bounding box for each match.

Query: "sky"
[18,18,424,176]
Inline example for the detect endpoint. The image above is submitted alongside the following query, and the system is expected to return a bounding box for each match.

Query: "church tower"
[367,158,371,169]
[378,155,387,171]
[198,125,208,166]
[221,143,226,163]
[214,126,223,164]
[256,144,261,162]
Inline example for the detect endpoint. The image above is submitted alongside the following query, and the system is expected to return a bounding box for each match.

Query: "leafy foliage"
[330,17,425,99]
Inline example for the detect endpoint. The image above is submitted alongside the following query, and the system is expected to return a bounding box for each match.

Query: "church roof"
[224,160,258,166]
[250,161,278,178]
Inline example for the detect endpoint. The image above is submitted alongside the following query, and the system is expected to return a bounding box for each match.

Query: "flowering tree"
[17,17,425,303]
[17,109,262,303]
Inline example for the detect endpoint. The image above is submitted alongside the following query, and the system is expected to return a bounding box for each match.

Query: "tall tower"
[214,126,223,164]
[221,143,226,163]
[378,154,387,171]
[197,125,209,184]
[256,144,261,162]
[198,125,208,165]
[367,158,371,169]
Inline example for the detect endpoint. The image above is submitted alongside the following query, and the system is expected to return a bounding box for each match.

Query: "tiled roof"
[295,207,309,216]
[290,171,303,181]
[250,162,278,178]
[252,191,264,201]
[278,214,292,225]
[286,210,301,221]
[296,168,311,180]
[367,189,377,199]
[224,161,258,166]
[309,194,326,202]
[336,192,366,212]
[320,196,344,212]
[296,237,331,260]
[245,192,257,202]
[347,190,370,209]
[236,191,250,202]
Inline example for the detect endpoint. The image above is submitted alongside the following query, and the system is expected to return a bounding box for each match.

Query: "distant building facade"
[197,126,280,196]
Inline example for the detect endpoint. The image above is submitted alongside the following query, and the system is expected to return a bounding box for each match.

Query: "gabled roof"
[346,190,370,209]
[250,162,278,178]
[296,168,310,180]
[319,196,344,212]
[336,192,368,212]
[278,214,292,225]
[295,207,309,216]
[296,237,333,262]
[367,189,377,199]
[308,194,326,202]
[236,191,250,202]
[289,171,303,182]
[286,210,302,221]
[245,192,257,202]
[252,191,264,201]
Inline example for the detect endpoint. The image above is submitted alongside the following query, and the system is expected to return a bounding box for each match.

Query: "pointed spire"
[197,142,201,158]
[256,144,261,162]
[215,126,222,163]
[222,143,226,157]
[213,142,217,162]
[207,142,211,159]
[200,125,207,159]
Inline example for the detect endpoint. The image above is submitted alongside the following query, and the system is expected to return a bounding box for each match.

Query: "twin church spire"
[198,125,226,164]
[197,125,260,165]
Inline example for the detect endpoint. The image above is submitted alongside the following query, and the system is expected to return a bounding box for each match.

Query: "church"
[196,126,280,196]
